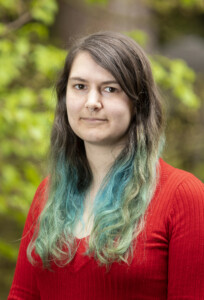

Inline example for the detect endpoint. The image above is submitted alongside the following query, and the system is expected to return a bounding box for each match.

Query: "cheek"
[113,104,133,125]
[66,96,81,117]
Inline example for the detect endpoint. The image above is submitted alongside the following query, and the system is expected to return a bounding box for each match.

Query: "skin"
[66,51,133,237]
[66,51,133,150]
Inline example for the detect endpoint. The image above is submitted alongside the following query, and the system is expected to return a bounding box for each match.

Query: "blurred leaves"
[124,30,148,47]
[151,56,200,108]
[30,0,58,25]
[147,0,204,12]
[0,0,65,250]
[0,0,21,14]
[33,45,67,78]
[126,30,200,109]
[85,0,109,5]
[0,240,18,262]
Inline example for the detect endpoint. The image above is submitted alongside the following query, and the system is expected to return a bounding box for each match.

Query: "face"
[66,51,133,149]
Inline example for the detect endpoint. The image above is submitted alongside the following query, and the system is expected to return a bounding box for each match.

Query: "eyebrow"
[69,77,119,85]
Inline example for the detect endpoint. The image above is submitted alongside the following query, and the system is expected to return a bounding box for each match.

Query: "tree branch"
[0,11,32,38]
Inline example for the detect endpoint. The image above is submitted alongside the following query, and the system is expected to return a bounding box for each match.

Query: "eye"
[74,84,86,90]
[104,87,117,93]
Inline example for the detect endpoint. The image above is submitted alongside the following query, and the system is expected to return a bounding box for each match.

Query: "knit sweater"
[8,159,204,299]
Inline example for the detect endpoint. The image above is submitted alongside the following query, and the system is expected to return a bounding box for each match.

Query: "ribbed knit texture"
[8,159,204,299]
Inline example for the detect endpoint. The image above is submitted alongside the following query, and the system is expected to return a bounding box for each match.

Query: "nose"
[85,89,102,111]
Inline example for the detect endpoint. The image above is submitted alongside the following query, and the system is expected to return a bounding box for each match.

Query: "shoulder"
[157,159,204,228]
[153,159,204,223]
[158,158,204,196]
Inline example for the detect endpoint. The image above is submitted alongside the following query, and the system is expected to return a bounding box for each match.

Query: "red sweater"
[8,160,204,299]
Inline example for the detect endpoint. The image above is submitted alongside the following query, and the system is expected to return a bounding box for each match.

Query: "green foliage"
[33,45,66,79]
[84,0,204,10]
[85,0,108,5]
[0,0,66,266]
[124,30,148,47]
[147,0,204,12]
[151,56,200,108]
[30,0,58,25]
[0,0,20,13]
[125,31,200,109]
[0,240,18,262]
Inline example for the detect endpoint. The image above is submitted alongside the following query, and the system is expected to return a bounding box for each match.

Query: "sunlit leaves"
[124,30,148,47]
[0,0,21,14]
[15,37,30,56]
[0,23,7,35]
[30,0,58,25]
[0,37,30,89]
[147,0,204,12]
[151,56,200,108]
[32,45,66,79]
[18,23,49,40]
[85,0,108,5]
[0,0,61,235]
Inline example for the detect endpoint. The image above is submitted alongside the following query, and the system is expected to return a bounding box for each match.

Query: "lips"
[80,117,107,122]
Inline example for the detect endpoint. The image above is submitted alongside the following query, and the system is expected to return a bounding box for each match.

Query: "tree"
[0,0,66,296]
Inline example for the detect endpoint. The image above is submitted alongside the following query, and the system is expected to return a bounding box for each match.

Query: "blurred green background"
[0,0,203,298]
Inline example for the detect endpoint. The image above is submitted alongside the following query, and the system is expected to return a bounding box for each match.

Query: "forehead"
[69,51,116,82]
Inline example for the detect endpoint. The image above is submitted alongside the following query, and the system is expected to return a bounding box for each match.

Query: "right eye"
[74,84,85,90]
[104,86,117,93]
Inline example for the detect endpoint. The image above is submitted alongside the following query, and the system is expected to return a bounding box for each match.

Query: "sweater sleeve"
[167,175,204,299]
[8,178,48,300]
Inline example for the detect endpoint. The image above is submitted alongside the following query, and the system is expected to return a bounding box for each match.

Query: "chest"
[36,217,169,300]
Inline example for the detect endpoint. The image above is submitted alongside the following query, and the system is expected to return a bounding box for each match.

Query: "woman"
[9,31,204,299]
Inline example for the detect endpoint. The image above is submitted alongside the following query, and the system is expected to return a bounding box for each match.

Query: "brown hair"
[51,31,164,188]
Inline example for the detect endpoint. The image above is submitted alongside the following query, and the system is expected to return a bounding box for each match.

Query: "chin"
[83,137,107,145]
[84,137,125,148]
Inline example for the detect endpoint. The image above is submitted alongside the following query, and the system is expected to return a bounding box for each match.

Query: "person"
[8,31,204,300]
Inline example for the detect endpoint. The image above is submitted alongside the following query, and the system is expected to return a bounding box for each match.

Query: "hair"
[27,31,165,268]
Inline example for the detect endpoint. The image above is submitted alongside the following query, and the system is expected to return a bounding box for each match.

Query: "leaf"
[32,45,66,79]
[0,239,19,262]
[0,0,20,13]
[30,0,58,25]
[15,37,30,56]
[0,23,7,35]
[124,30,148,47]
[0,196,8,214]
[85,0,108,4]
[18,23,49,40]
[151,55,200,108]
[148,0,204,11]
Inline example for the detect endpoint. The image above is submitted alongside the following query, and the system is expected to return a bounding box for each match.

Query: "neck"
[73,142,125,238]
[84,142,124,190]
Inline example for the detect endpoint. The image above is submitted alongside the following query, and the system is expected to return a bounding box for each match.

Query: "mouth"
[81,117,107,122]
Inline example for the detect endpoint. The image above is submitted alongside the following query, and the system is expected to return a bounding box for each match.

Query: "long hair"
[27,31,165,268]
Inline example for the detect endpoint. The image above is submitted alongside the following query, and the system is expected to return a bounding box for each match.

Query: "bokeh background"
[0,0,204,298]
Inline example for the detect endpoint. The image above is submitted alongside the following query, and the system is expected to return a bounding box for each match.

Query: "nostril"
[85,98,102,111]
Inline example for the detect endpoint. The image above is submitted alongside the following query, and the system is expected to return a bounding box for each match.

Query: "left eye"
[75,84,85,90]
[104,87,117,93]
